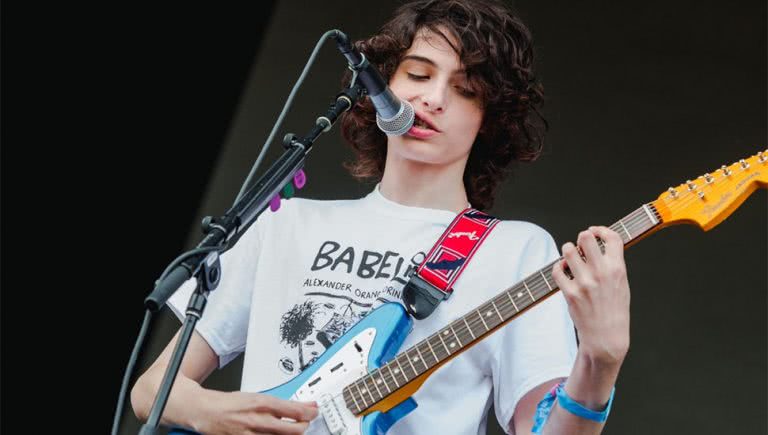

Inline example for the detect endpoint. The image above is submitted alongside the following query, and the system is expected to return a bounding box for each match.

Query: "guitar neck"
[341,149,768,416]
[343,204,663,415]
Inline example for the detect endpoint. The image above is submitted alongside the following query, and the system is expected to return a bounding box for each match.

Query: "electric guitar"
[170,150,767,435]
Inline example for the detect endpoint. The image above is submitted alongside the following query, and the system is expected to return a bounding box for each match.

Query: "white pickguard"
[291,328,377,435]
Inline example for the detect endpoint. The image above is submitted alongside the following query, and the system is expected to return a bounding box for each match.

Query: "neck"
[379,152,469,213]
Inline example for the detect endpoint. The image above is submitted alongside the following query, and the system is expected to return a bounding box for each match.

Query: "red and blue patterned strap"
[403,208,500,319]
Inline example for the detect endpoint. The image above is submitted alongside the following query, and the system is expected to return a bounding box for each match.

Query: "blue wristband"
[531,381,615,433]
[556,383,614,422]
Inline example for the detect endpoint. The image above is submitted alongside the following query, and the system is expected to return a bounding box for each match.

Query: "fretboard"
[342,203,662,415]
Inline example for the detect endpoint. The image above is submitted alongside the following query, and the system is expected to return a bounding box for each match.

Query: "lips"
[413,111,440,132]
[406,124,439,139]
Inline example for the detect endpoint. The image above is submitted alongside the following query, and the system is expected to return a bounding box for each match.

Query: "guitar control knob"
[269,194,282,212]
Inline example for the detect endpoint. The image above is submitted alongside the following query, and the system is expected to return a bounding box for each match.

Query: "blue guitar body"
[170,303,417,435]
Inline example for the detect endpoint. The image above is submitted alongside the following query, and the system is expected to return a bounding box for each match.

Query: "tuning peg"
[739,159,749,169]
[293,169,307,189]
[686,180,696,191]
[721,165,732,176]
[668,187,679,198]
[759,151,767,163]
[269,194,282,212]
[704,173,714,184]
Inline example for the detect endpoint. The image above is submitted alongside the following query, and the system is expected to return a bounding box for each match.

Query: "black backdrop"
[1,1,765,434]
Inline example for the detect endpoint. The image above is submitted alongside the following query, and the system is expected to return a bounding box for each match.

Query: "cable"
[111,29,347,434]
[110,248,218,434]
[111,309,153,435]
[233,29,342,205]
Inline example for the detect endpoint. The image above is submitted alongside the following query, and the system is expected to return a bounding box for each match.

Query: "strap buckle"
[403,273,450,320]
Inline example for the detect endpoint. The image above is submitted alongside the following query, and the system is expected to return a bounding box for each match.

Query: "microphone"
[334,31,415,136]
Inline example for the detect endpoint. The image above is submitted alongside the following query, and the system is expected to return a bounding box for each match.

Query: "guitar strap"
[403,208,501,320]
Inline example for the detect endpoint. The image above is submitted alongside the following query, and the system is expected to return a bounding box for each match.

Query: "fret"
[403,352,418,377]
[449,324,463,347]
[394,358,408,382]
[365,375,383,400]
[437,330,452,354]
[346,387,362,413]
[523,279,536,300]
[369,373,383,398]
[418,341,436,366]
[434,335,449,359]
[414,345,429,370]
[491,300,504,322]
[481,305,499,330]
[386,364,400,388]
[426,337,440,362]
[618,219,631,241]
[505,290,519,311]
[373,369,391,394]
[476,309,490,331]
[462,316,476,339]
[353,382,369,409]
[633,208,656,236]
[498,294,515,316]
[539,270,553,291]
[406,348,422,376]
[360,378,376,403]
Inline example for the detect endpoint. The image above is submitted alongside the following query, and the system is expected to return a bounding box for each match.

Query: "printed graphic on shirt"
[276,241,426,375]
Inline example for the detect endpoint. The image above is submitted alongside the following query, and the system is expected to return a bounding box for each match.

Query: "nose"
[416,80,447,114]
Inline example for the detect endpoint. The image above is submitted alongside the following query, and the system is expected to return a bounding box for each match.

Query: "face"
[386,26,484,167]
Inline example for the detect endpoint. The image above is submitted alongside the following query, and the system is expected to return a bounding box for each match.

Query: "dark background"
[2,1,765,434]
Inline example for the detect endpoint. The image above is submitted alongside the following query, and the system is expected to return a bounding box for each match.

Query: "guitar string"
[347,200,687,408]
[346,210,651,408]
[343,157,766,410]
[347,209,655,408]
[345,195,728,411]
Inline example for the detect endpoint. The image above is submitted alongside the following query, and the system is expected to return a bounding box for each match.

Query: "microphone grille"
[376,101,415,136]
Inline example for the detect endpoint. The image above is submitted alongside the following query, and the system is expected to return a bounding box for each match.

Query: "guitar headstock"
[652,150,767,231]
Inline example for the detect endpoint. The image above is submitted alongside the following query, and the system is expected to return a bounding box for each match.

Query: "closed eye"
[407,73,429,81]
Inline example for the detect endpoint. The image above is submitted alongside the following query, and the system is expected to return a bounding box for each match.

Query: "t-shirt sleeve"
[491,227,578,433]
[166,214,266,368]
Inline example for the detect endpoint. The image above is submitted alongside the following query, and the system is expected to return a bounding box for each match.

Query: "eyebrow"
[400,55,466,76]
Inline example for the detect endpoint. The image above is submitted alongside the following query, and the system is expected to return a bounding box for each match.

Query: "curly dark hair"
[339,0,547,211]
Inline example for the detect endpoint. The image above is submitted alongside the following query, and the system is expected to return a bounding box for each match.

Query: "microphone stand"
[138,83,365,434]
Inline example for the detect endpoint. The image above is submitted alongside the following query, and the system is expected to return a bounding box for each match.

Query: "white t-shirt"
[168,185,577,434]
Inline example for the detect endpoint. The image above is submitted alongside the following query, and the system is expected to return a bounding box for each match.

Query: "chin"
[388,135,471,168]
[390,140,444,164]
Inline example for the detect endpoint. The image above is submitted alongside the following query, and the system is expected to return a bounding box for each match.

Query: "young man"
[131,1,630,434]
